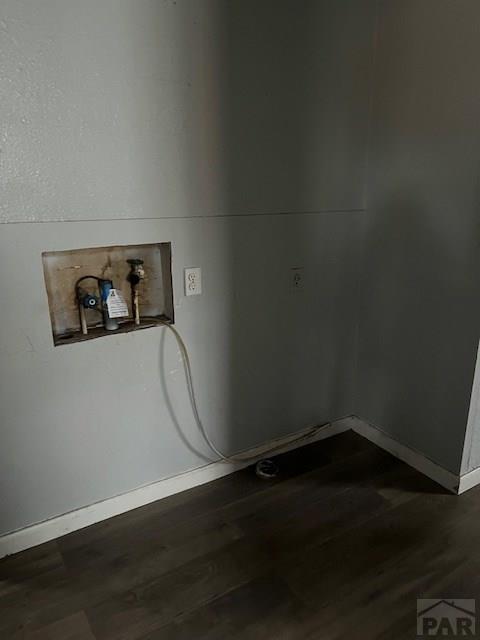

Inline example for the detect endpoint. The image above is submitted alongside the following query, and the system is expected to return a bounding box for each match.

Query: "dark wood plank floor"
[2,431,479,639]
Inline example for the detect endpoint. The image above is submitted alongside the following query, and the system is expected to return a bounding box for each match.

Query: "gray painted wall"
[1,0,373,223]
[0,0,375,534]
[357,0,480,474]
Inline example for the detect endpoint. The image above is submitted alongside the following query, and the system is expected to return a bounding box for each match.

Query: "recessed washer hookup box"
[42,242,174,346]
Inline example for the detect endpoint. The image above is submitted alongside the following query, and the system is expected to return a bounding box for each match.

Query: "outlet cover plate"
[291,267,304,291]
[185,267,202,296]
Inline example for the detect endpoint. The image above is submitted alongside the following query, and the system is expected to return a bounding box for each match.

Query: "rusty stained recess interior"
[42,242,174,346]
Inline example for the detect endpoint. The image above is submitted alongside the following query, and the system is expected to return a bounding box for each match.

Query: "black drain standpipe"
[127,258,145,326]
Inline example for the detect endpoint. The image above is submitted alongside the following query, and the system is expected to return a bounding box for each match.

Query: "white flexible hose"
[160,322,330,464]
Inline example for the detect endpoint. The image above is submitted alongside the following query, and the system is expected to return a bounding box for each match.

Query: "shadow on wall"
[358,189,478,474]
[220,1,363,453]
[146,0,373,458]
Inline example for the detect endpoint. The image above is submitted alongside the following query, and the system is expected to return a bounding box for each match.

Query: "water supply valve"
[75,275,121,335]
[77,288,99,311]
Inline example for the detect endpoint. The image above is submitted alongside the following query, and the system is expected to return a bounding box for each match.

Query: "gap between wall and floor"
[1,415,478,559]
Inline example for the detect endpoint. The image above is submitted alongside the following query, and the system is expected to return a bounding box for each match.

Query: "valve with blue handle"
[77,288,99,311]
[75,275,119,335]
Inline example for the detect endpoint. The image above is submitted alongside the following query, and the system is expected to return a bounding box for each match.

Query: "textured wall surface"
[1,0,373,223]
[0,0,375,534]
[0,215,362,533]
[357,0,480,474]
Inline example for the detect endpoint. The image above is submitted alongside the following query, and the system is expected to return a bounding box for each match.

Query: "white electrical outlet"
[291,267,304,291]
[185,267,202,296]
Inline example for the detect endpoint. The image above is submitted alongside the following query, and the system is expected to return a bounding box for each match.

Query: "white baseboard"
[0,419,350,559]
[350,416,460,494]
[5,414,478,559]
[458,466,480,494]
